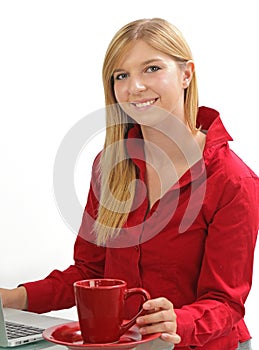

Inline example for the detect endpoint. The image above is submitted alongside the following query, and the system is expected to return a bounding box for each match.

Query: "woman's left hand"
[136,297,181,344]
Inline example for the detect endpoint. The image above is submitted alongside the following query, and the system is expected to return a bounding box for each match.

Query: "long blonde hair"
[94,18,199,245]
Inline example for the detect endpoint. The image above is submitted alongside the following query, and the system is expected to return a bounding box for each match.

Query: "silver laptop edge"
[0,298,8,347]
[0,297,72,347]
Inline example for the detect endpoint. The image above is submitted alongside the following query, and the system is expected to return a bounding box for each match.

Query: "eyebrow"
[113,58,165,73]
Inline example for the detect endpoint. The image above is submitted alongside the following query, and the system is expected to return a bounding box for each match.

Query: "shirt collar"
[126,106,232,157]
[125,106,232,186]
[197,106,233,147]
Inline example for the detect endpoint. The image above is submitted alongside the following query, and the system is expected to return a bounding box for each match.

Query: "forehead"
[115,39,172,68]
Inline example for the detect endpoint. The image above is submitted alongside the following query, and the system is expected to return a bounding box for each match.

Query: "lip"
[130,98,158,109]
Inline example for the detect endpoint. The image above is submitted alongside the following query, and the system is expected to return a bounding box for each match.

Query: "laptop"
[0,298,71,347]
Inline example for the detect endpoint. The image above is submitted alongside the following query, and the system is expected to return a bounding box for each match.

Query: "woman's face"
[113,40,193,126]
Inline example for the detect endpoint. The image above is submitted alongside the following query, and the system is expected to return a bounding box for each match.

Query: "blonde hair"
[94,18,199,245]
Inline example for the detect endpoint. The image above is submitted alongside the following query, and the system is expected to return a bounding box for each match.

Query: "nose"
[128,75,146,94]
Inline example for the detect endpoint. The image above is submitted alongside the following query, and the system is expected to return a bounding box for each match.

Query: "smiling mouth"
[131,98,157,108]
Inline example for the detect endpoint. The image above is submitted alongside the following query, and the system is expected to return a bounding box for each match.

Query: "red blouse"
[24,106,259,349]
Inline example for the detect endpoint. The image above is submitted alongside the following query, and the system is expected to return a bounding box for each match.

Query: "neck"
[142,126,183,165]
[141,115,205,167]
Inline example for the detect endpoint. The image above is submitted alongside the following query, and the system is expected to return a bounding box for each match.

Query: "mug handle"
[119,288,151,336]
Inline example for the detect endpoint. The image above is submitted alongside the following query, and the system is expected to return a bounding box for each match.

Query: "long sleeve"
[175,173,258,348]
[23,154,105,313]
[23,236,105,313]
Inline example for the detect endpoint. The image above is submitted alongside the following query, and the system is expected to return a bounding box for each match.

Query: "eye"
[114,72,128,80]
[146,65,161,73]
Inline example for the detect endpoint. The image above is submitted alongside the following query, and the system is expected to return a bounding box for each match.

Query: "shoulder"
[204,143,258,211]
[202,144,258,229]
[205,142,258,183]
[91,150,102,174]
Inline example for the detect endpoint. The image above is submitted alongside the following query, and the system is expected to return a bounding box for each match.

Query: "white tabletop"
[0,340,66,349]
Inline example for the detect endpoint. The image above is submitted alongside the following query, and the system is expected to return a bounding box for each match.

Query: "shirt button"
[135,246,139,251]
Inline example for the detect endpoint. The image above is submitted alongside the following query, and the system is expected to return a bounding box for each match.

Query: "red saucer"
[43,321,161,350]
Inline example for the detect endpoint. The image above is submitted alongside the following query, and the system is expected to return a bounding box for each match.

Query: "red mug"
[73,279,150,344]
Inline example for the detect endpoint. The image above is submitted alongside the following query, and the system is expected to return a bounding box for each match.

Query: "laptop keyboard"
[6,321,44,339]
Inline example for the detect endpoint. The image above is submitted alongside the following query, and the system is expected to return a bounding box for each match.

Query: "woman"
[1,18,258,349]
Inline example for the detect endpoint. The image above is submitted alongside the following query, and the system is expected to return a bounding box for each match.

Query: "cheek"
[114,83,126,103]
[160,77,182,99]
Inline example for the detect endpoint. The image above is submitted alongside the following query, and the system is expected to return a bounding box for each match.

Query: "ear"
[182,60,195,88]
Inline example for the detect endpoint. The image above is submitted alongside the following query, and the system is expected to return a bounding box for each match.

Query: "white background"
[0,0,258,347]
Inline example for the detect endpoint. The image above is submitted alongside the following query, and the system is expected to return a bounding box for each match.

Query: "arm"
[175,175,258,346]
[2,154,105,314]
[137,175,258,346]
[0,228,105,314]
[23,236,105,313]
[0,286,28,309]
[23,163,105,313]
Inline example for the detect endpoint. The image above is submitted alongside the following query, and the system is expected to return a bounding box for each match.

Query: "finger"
[143,305,160,315]
[143,297,173,311]
[138,321,175,335]
[161,333,181,344]
[137,309,173,326]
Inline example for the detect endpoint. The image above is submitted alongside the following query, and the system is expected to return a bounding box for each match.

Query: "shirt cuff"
[21,279,54,314]
[174,308,195,347]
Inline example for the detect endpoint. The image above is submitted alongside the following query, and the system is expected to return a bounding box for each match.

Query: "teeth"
[134,99,156,108]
